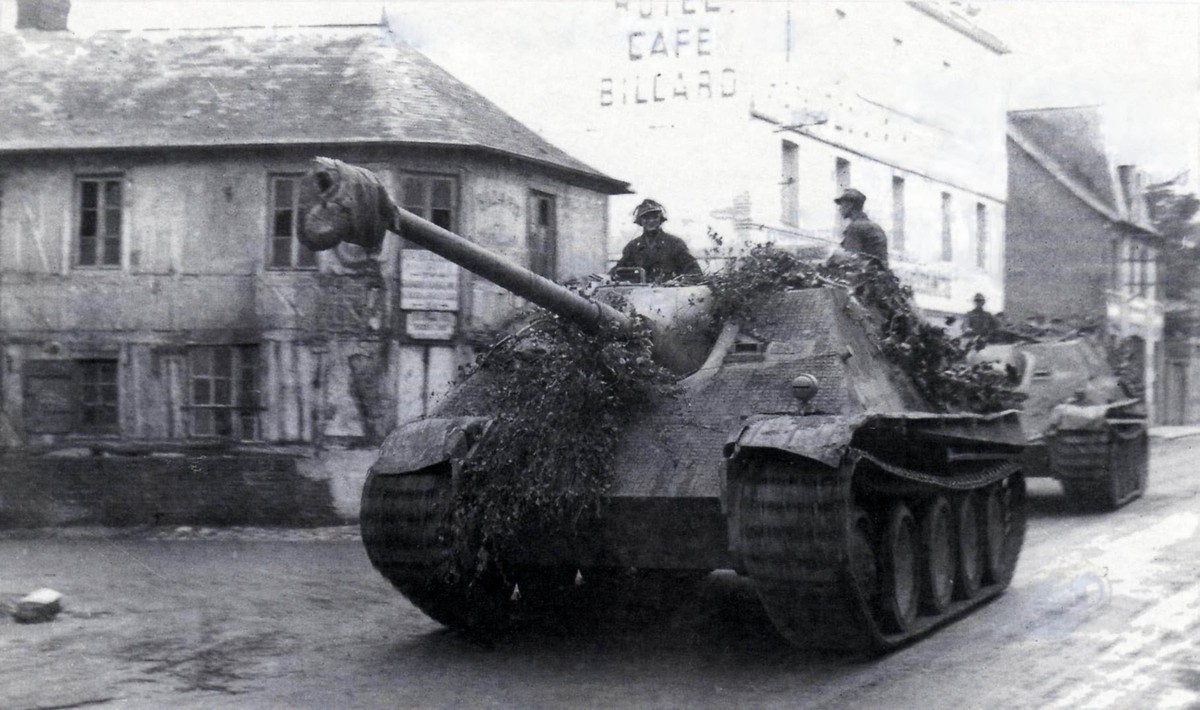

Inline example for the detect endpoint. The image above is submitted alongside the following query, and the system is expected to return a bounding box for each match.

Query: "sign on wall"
[600,0,736,108]
[400,250,460,311]
[405,311,457,341]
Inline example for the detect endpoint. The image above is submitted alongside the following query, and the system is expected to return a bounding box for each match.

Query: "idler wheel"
[879,502,919,633]
[918,496,955,615]
[952,492,984,600]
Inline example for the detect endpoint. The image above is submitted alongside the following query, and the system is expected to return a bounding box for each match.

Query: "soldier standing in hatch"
[612,199,702,283]
[964,293,999,337]
[834,188,889,267]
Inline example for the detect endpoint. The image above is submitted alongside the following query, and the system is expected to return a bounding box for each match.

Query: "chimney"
[16,0,70,31]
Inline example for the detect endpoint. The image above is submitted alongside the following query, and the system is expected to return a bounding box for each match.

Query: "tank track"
[728,448,1026,654]
[361,466,586,635]
[1051,424,1149,510]
[359,465,475,628]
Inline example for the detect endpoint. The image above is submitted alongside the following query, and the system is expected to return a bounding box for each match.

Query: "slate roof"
[0,23,628,193]
[1008,107,1156,234]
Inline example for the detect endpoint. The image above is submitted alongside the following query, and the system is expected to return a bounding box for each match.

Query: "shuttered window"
[23,359,119,435]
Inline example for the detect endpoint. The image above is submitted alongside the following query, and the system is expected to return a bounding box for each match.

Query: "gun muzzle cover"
[299,157,395,254]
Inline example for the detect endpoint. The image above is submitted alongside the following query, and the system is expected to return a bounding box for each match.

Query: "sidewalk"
[1149,426,1200,441]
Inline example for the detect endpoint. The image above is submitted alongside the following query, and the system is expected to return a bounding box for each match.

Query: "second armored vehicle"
[978,338,1148,510]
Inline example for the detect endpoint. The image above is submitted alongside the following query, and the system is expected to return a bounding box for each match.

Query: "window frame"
[266,173,318,270]
[781,140,799,226]
[527,190,558,279]
[940,191,953,262]
[399,173,458,248]
[891,176,906,258]
[975,202,988,271]
[77,359,120,434]
[75,175,124,269]
[22,358,120,436]
[186,344,262,440]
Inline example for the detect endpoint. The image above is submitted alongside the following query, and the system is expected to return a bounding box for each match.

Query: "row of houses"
[0,0,1181,473]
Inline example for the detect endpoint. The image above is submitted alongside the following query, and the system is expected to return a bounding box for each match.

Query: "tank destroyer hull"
[362,288,1028,653]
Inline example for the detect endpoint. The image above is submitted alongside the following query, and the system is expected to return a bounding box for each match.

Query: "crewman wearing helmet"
[964,293,999,337]
[611,199,702,283]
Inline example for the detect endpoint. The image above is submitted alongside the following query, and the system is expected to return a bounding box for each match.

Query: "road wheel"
[848,507,879,610]
[918,496,955,615]
[952,492,983,600]
[983,477,1025,586]
[879,502,919,633]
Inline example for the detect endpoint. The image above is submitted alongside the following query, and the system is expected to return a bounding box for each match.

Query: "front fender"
[724,414,864,468]
[371,416,492,475]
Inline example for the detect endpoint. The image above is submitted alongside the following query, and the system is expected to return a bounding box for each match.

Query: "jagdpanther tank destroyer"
[977,338,1148,510]
[302,159,1028,654]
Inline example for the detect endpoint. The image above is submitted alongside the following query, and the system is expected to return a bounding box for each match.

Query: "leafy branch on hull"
[705,241,1022,414]
[444,306,678,584]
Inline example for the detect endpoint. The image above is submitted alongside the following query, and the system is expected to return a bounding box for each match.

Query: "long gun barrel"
[299,157,630,336]
[388,207,632,334]
[290,158,741,367]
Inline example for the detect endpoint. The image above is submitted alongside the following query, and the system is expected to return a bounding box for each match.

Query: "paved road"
[2,438,1198,709]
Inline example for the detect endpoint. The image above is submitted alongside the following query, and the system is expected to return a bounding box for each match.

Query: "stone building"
[0,4,625,495]
[1005,106,1164,421]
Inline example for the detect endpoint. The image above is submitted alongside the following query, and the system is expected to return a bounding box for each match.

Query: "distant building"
[1006,106,1165,421]
[0,4,627,456]
[392,1,1013,317]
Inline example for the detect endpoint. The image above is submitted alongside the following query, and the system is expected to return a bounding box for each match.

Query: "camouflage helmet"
[632,198,667,223]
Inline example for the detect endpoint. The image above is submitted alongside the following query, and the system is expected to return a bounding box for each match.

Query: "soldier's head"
[834,188,866,218]
[974,293,987,308]
[633,199,667,232]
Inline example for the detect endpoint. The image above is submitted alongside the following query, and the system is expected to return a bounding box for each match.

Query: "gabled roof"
[0,23,629,193]
[1008,106,1157,235]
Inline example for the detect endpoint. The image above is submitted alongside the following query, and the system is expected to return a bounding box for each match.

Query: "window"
[835,158,851,227]
[79,360,119,432]
[401,174,456,247]
[188,345,261,439]
[940,192,952,262]
[527,191,558,278]
[268,175,317,269]
[781,141,799,226]
[975,202,988,270]
[1125,244,1156,298]
[835,158,851,192]
[891,176,906,257]
[77,176,122,267]
[1111,239,1120,291]
[22,359,119,435]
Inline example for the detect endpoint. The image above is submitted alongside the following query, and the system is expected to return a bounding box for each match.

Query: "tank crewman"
[964,293,999,337]
[834,188,889,267]
[612,199,702,283]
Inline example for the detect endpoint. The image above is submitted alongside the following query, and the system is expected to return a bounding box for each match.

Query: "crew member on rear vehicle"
[612,199,702,283]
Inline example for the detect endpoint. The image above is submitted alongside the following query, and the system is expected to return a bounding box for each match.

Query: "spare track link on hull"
[731,451,1026,654]
[1052,426,1149,510]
